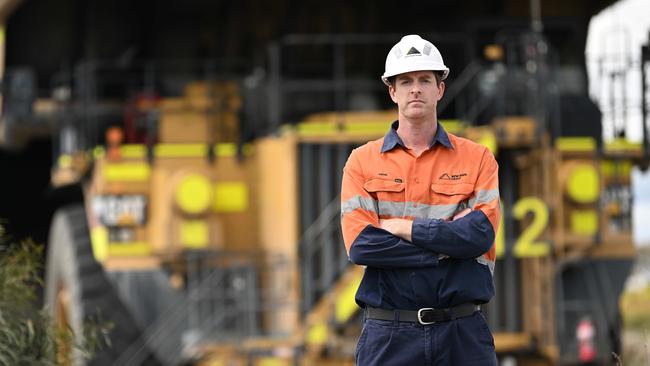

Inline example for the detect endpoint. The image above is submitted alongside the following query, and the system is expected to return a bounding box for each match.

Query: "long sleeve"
[341,149,439,269]
[411,147,500,260]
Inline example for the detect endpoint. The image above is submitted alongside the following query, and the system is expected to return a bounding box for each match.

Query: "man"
[340,34,500,365]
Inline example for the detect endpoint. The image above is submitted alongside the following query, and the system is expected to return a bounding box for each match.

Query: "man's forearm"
[348,225,439,269]
[379,208,471,249]
[410,211,494,259]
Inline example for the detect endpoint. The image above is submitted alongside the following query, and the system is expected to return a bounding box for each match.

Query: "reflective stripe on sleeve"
[469,189,500,208]
[476,255,495,275]
[341,196,462,220]
[341,195,378,215]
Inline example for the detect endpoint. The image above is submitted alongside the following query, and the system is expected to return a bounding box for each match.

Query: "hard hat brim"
[381,68,449,86]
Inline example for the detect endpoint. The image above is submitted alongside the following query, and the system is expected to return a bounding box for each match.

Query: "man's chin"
[404,110,432,120]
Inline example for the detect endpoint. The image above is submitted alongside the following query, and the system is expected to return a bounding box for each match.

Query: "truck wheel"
[44,204,159,366]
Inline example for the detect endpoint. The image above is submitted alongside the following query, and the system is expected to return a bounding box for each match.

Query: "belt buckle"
[417,308,435,325]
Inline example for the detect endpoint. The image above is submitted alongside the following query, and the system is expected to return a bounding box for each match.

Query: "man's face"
[389,71,445,121]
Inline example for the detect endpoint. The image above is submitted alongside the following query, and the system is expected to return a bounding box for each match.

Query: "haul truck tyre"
[44,204,158,366]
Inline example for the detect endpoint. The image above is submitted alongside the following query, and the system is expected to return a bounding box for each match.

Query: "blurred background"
[0,0,648,365]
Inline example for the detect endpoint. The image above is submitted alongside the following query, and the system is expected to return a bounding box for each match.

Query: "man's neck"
[396,117,437,156]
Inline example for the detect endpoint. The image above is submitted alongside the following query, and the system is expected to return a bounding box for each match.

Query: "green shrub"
[0,232,108,365]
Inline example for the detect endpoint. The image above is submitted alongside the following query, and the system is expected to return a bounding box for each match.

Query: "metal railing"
[298,142,355,314]
[112,251,295,366]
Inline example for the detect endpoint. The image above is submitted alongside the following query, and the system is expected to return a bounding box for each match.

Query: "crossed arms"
[340,148,500,269]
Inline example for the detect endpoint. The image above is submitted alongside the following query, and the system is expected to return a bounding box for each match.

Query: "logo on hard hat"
[405,43,433,58]
[406,47,421,56]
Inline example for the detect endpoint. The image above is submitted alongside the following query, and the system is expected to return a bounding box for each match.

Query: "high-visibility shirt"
[340,121,500,310]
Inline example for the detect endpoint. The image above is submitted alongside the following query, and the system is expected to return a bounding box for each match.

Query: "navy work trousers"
[355,311,497,365]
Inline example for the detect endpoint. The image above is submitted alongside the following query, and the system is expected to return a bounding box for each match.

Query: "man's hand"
[379,209,470,242]
[379,218,412,242]
[452,208,472,221]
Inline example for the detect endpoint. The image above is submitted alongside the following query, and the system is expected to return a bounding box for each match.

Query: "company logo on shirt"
[439,173,467,181]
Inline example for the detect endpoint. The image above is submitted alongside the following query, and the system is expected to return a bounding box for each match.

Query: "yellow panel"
[256,358,290,366]
[344,121,390,135]
[439,119,465,134]
[335,271,363,324]
[296,122,338,135]
[214,143,237,157]
[477,130,497,156]
[176,174,213,214]
[495,202,506,259]
[570,209,598,236]
[566,164,599,203]
[104,163,151,182]
[120,144,147,159]
[213,182,248,212]
[306,322,328,346]
[605,138,642,152]
[155,144,208,158]
[90,226,109,262]
[556,137,596,152]
[602,160,632,178]
[107,242,150,256]
[302,110,396,124]
[180,220,209,248]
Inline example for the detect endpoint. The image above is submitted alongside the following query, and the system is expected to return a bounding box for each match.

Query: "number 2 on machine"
[495,197,550,258]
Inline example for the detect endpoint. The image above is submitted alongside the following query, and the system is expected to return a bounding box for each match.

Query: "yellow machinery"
[36,31,649,366]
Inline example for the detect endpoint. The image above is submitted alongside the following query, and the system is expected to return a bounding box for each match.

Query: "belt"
[365,303,481,325]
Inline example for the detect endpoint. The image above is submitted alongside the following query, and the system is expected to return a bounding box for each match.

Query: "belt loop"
[393,309,399,326]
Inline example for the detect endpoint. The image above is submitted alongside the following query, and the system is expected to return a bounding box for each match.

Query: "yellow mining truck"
[33,31,648,366]
[42,61,303,366]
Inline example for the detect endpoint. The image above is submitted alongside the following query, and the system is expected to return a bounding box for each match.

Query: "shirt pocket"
[431,183,474,220]
[363,178,405,217]
[430,182,474,206]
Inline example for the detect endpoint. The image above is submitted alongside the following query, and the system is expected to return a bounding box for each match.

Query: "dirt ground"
[622,330,649,366]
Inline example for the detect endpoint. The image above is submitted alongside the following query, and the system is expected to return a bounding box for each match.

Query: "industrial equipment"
[1,24,648,366]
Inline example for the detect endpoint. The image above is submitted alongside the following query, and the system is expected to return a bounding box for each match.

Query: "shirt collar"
[380,120,454,153]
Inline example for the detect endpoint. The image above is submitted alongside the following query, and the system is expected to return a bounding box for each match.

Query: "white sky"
[586,0,650,245]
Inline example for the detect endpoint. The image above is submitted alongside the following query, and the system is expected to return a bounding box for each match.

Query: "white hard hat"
[381,34,449,86]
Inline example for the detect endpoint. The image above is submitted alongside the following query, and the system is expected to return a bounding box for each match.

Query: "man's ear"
[389,85,397,103]
[437,81,446,101]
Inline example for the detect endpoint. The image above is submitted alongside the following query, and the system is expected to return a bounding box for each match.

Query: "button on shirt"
[340,121,500,310]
